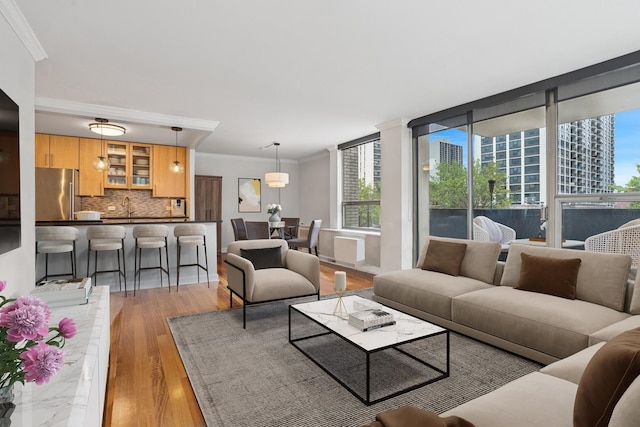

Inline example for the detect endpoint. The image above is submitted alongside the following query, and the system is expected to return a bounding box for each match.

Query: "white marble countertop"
[11,286,110,426]
[291,295,446,352]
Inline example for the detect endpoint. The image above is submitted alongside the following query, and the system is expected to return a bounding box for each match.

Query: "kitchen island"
[35,219,220,292]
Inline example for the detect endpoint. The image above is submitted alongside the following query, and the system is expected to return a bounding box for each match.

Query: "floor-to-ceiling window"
[340,134,381,230]
[410,51,640,261]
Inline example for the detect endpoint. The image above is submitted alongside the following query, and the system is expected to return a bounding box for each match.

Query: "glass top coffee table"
[289,295,449,405]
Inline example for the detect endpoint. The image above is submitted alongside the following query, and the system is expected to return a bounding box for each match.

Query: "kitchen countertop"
[36,217,222,226]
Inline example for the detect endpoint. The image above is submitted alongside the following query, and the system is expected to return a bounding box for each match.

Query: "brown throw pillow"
[373,406,475,427]
[240,247,283,270]
[574,327,640,427]
[421,240,467,277]
[514,253,581,299]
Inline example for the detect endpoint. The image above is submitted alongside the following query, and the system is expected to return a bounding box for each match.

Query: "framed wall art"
[238,178,261,212]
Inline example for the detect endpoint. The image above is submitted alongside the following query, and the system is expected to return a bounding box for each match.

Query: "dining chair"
[231,218,248,241]
[288,219,322,256]
[245,221,271,239]
[280,217,300,240]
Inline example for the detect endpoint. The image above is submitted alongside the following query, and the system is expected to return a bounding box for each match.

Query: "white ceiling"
[15,0,640,160]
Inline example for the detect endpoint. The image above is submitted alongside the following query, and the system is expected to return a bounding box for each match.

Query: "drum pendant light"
[264,142,289,188]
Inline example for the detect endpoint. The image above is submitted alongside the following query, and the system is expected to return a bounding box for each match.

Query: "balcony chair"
[280,217,300,240]
[288,219,322,256]
[225,239,320,328]
[472,216,516,252]
[231,218,248,241]
[245,221,271,239]
[585,220,640,282]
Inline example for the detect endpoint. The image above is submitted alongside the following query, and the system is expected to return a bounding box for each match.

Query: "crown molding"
[35,97,220,132]
[0,0,47,61]
[375,117,409,131]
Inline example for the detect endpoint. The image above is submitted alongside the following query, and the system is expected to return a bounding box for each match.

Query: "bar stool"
[86,225,127,295]
[174,224,210,290]
[133,224,170,295]
[35,226,80,284]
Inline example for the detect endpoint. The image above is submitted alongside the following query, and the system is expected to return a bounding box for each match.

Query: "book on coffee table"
[32,277,92,306]
[348,308,395,331]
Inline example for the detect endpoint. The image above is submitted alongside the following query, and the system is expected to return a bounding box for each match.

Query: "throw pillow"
[369,406,475,427]
[514,252,581,299]
[240,246,283,270]
[574,327,640,427]
[421,240,467,277]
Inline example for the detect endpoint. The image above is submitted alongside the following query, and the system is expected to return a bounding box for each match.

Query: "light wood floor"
[104,255,374,426]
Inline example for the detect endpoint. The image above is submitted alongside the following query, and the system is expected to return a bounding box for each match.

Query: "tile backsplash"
[79,189,183,218]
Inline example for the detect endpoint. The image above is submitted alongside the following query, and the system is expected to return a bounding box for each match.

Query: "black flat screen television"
[0,88,20,255]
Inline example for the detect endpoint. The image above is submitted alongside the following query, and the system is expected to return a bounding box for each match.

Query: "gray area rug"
[167,290,542,427]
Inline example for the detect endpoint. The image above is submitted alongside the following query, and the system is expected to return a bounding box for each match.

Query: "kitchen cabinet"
[104,141,152,190]
[78,138,104,196]
[152,144,187,198]
[35,133,79,169]
[195,175,222,253]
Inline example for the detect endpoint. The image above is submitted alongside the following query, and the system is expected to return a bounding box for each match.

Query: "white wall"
[0,15,36,296]
[298,151,331,229]
[195,152,300,251]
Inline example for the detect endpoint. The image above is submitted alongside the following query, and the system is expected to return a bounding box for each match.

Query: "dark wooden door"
[195,175,222,253]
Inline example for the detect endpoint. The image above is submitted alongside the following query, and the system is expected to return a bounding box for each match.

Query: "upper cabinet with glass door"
[104,141,153,189]
[105,141,128,188]
[130,143,152,190]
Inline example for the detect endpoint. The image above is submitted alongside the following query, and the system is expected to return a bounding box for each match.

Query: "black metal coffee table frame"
[288,304,450,406]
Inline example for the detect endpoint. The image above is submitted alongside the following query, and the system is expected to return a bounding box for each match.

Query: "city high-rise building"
[429,138,464,171]
[477,115,614,205]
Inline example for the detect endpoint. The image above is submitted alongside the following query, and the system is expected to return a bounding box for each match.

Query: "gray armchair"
[225,239,320,328]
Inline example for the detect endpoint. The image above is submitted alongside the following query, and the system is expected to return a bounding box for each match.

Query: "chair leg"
[134,247,139,297]
[86,245,91,279]
[203,239,210,287]
[121,240,127,294]
[117,249,124,296]
[44,253,49,281]
[157,247,163,289]
[164,242,171,292]
[94,250,98,286]
[176,245,181,291]
[72,241,77,278]
[196,246,201,283]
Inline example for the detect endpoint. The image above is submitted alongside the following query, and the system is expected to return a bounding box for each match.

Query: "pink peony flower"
[0,297,51,342]
[58,317,77,339]
[20,341,64,385]
[0,280,5,292]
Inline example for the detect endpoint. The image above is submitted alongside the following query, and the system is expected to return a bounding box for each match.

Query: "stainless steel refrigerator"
[35,168,79,221]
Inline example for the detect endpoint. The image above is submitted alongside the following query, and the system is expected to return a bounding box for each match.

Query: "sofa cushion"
[374,269,493,321]
[574,328,640,427]
[421,240,467,276]
[541,342,605,385]
[609,375,640,427]
[501,244,630,311]
[589,316,640,346]
[441,372,577,427]
[416,237,501,284]
[515,253,581,299]
[452,287,630,359]
[240,246,283,270]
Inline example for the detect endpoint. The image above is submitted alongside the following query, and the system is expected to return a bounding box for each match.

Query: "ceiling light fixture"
[264,142,289,188]
[169,126,184,174]
[90,118,110,171]
[89,118,126,136]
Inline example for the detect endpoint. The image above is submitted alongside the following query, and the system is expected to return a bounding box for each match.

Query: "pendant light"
[169,126,184,174]
[89,117,126,136]
[264,142,289,188]
[91,118,110,171]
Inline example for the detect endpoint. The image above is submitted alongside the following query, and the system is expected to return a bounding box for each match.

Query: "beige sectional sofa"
[373,236,640,364]
[368,236,640,427]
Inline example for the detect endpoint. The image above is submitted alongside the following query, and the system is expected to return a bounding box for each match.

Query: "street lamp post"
[488,179,496,209]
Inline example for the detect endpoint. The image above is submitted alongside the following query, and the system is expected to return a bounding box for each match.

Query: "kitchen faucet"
[122,196,133,218]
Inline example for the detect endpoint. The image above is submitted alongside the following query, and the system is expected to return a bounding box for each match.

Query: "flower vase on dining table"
[269,213,280,223]
[0,384,15,426]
